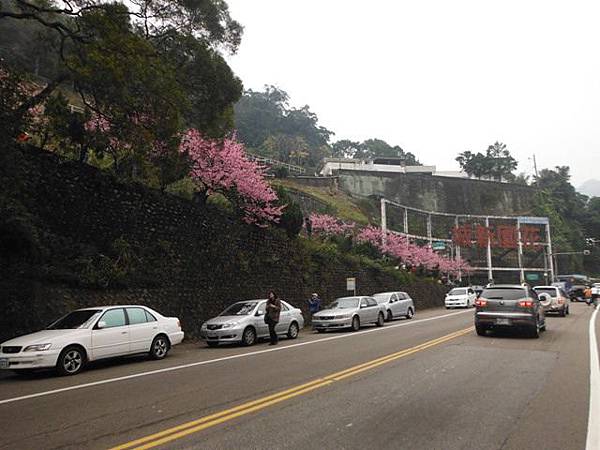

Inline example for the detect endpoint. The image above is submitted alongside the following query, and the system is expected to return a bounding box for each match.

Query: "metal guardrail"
[247,154,305,175]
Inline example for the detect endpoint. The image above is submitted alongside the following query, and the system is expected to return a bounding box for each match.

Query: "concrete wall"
[338,170,536,215]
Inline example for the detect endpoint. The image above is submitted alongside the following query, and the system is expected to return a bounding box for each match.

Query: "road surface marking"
[0,309,472,406]
[586,306,599,450]
[111,327,473,450]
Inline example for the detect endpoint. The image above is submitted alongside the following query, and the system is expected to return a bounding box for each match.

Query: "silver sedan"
[200,300,305,347]
[312,296,386,332]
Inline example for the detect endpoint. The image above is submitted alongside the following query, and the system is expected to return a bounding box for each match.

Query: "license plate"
[207,332,217,338]
[0,358,9,369]
[496,318,511,325]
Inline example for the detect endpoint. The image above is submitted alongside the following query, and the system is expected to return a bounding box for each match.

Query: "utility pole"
[532,154,539,179]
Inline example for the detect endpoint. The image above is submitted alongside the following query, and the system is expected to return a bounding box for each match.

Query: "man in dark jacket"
[266,291,282,345]
[308,293,321,316]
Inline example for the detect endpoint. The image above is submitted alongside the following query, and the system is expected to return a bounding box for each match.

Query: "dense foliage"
[234,85,421,171]
[308,213,471,277]
[331,138,420,165]
[456,141,518,181]
[0,0,243,187]
[532,166,600,275]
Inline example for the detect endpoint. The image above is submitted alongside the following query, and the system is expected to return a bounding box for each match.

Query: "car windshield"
[481,288,527,300]
[373,294,390,304]
[47,310,102,329]
[534,287,557,297]
[220,302,257,316]
[449,288,467,295]
[330,298,360,309]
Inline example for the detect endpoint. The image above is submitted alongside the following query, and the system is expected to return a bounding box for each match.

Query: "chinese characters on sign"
[452,224,541,249]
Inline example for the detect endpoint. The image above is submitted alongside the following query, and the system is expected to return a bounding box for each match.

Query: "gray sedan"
[372,291,415,321]
[312,296,386,332]
[200,300,305,347]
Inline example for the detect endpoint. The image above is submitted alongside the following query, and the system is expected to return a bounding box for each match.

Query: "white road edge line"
[0,308,472,406]
[586,306,599,450]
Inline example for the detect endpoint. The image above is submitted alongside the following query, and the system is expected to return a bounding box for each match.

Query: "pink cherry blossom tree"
[309,213,356,237]
[180,129,284,226]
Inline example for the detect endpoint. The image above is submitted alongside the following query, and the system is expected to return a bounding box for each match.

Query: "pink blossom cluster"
[356,226,472,275]
[309,213,356,237]
[180,129,284,226]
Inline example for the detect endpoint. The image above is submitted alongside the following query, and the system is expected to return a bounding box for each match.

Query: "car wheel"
[406,307,414,319]
[150,335,170,360]
[566,306,570,315]
[559,308,566,317]
[287,322,299,339]
[351,316,360,331]
[206,341,219,348]
[241,327,257,346]
[475,324,487,336]
[56,346,85,376]
[386,310,393,322]
[376,312,385,327]
[529,321,540,339]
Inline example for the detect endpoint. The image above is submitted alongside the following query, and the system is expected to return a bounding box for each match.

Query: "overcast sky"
[225,0,600,185]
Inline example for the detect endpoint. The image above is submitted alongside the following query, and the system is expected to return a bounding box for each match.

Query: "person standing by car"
[265,291,282,345]
[585,285,593,306]
[308,292,321,317]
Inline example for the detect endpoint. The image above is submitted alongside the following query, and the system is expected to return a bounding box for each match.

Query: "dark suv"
[474,284,546,338]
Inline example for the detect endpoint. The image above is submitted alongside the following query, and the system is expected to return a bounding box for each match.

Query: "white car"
[445,287,477,308]
[0,305,184,375]
[372,291,415,321]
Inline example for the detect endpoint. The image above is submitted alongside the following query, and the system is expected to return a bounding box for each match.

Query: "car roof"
[76,305,153,311]
[484,284,527,289]
[533,285,558,289]
[372,291,406,296]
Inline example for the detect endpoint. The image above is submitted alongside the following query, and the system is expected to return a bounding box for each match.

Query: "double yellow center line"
[112,326,473,450]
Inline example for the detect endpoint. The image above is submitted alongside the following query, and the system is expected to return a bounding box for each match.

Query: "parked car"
[445,287,477,308]
[569,284,587,302]
[474,284,546,338]
[591,283,600,299]
[372,291,415,321]
[312,296,385,332]
[200,299,304,347]
[533,285,570,316]
[0,306,184,376]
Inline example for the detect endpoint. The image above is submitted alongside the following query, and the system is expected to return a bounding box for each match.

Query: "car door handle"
[152,326,158,330]
[121,331,128,335]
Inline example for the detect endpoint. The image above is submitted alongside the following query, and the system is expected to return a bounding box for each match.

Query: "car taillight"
[519,299,534,308]
[177,319,181,329]
[557,298,564,304]
[475,299,487,307]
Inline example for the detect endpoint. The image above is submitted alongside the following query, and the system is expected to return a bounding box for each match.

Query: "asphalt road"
[0,303,598,450]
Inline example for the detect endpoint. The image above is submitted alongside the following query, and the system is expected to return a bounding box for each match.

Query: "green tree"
[234,86,333,169]
[0,0,244,186]
[456,142,517,181]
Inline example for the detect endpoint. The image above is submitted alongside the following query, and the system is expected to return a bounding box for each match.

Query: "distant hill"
[579,179,600,198]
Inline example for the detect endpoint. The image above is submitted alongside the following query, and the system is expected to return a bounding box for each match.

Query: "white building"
[320,157,469,179]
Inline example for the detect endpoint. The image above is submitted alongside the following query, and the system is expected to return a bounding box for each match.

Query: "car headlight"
[23,343,52,352]
[336,314,351,319]
[222,322,238,329]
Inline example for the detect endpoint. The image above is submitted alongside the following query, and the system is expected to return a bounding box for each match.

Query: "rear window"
[533,288,557,298]
[481,288,528,300]
[449,288,467,295]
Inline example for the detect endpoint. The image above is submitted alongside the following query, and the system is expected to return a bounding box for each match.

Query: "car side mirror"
[97,320,107,329]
